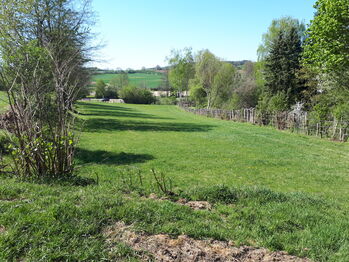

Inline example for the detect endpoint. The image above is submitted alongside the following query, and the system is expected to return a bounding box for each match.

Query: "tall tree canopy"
[211,63,239,108]
[303,0,349,85]
[194,50,221,108]
[264,26,304,106]
[167,47,195,98]
[257,16,306,61]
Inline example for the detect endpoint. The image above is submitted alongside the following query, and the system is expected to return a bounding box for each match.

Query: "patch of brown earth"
[0,225,6,234]
[177,198,212,210]
[104,222,312,262]
[147,193,212,211]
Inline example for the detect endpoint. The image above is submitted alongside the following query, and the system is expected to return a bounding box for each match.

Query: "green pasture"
[92,73,165,89]
[1,102,348,261]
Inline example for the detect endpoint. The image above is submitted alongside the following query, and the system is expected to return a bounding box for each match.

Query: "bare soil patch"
[147,193,212,211]
[104,222,312,262]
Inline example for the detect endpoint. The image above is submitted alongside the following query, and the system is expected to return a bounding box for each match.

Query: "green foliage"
[194,50,222,108]
[333,103,349,122]
[156,96,177,105]
[0,0,91,179]
[0,91,9,113]
[95,80,106,98]
[268,92,289,113]
[109,73,129,90]
[189,79,206,107]
[310,89,349,122]
[230,62,260,109]
[119,85,156,104]
[211,63,239,108]
[76,86,91,99]
[0,133,11,155]
[264,26,304,107]
[167,47,195,96]
[303,0,349,81]
[258,16,306,61]
[256,92,271,116]
[104,87,118,99]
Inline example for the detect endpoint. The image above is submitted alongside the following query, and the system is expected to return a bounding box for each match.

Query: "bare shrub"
[0,0,93,179]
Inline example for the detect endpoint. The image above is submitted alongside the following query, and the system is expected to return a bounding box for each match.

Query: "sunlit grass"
[0,102,348,261]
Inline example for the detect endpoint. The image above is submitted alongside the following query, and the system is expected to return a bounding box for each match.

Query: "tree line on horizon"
[167,0,349,125]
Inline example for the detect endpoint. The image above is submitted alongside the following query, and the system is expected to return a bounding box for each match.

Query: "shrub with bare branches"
[0,0,93,178]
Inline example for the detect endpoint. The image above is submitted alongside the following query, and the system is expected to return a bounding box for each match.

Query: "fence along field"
[180,105,349,142]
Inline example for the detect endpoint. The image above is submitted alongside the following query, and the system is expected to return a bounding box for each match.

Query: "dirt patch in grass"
[148,193,212,211]
[104,222,312,262]
[177,198,212,210]
[0,225,6,234]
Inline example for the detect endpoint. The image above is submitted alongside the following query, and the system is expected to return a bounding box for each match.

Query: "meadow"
[1,102,349,261]
[0,91,8,113]
[92,72,165,89]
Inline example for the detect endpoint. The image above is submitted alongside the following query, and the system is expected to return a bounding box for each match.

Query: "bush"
[189,83,206,107]
[268,92,289,113]
[0,133,11,154]
[104,87,118,99]
[95,79,106,98]
[156,96,177,105]
[119,85,156,104]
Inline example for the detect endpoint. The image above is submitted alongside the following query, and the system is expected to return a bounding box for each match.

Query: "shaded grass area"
[1,102,349,261]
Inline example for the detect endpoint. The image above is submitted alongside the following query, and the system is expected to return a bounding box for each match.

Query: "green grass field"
[92,73,165,89]
[1,102,349,261]
[0,91,8,113]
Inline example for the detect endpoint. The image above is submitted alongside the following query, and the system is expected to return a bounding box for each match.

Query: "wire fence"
[179,105,349,142]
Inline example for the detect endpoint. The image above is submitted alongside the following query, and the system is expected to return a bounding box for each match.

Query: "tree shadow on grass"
[77,102,172,120]
[83,118,215,133]
[75,148,155,165]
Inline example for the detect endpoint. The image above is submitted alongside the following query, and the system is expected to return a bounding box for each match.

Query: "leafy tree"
[231,62,260,109]
[167,47,195,99]
[194,50,221,108]
[104,87,118,99]
[211,63,239,108]
[189,78,206,107]
[110,72,129,90]
[264,26,304,107]
[119,85,155,104]
[303,0,349,86]
[95,80,106,98]
[257,16,306,61]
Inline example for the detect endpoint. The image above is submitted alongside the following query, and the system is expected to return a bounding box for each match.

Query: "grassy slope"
[92,73,165,89]
[0,102,349,261]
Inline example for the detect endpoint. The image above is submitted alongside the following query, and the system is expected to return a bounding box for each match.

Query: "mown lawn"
[77,102,349,207]
[1,102,349,261]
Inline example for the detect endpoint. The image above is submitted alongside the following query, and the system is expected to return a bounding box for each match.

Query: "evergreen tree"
[264,27,304,106]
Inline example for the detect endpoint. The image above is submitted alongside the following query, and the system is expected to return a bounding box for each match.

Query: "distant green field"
[91,72,165,89]
[0,91,8,113]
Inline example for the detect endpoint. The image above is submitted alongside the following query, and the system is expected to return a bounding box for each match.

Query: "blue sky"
[91,0,317,69]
